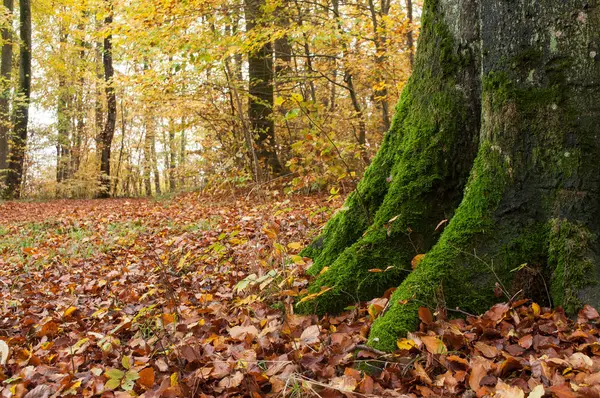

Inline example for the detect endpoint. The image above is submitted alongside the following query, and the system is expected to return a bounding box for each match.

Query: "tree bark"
[367,0,392,132]
[405,0,414,67]
[0,0,13,181]
[332,0,369,163]
[168,118,176,193]
[244,0,282,181]
[300,0,600,353]
[151,121,160,196]
[4,0,31,199]
[56,30,71,187]
[97,0,116,198]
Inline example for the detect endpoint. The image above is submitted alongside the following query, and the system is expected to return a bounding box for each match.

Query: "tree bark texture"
[245,0,282,181]
[97,0,116,198]
[4,0,31,199]
[0,0,13,180]
[300,0,600,352]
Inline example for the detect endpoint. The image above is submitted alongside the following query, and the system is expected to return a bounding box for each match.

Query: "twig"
[355,344,388,357]
[447,307,476,317]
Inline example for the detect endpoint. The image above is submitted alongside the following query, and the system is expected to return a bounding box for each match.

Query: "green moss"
[367,55,592,351]
[301,123,401,275]
[548,219,596,314]
[368,142,511,351]
[297,0,478,314]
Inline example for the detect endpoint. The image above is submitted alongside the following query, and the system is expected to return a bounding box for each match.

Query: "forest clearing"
[0,192,599,397]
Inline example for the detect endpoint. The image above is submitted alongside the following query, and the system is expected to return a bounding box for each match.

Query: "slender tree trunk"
[4,0,31,199]
[168,118,176,192]
[405,0,414,67]
[151,122,160,195]
[56,30,70,187]
[179,117,185,187]
[0,0,13,181]
[367,0,391,132]
[71,19,86,178]
[113,97,126,196]
[245,0,282,181]
[332,0,369,163]
[97,0,116,198]
[143,120,152,195]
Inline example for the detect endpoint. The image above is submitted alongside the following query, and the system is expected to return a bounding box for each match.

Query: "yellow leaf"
[287,242,302,250]
[396,338,418,351]
[290,255,305,265]
[63,306,78,318]
[532,302,541,317]
[170,372,179,387]
[122,355,131,370]
[411,254,426,269]
[297,287,333,304]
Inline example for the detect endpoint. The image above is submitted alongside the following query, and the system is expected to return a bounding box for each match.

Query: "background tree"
[0,0,13,185]
[97,0,116,197]
[4,0,31,199]
[245,0,282,181]
[2,0,417,198]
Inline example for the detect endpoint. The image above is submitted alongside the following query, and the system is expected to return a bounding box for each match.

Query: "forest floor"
[1,191,600,398]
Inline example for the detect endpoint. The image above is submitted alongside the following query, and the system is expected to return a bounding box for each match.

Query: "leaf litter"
[0,193,600,397]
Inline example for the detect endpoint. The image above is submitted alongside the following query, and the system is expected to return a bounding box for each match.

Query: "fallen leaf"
[421,335,447,354]
[229,325,259,340]
[0,340,8,365]
[138,367,155,389]
[300,325,320,345]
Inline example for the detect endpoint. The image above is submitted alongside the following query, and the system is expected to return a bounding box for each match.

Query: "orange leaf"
[421,335,447,354]
[162,313,176,325]
[37,321,58,337]
[411,254,426,269]
[418,307,434,324]
[138,367,155,389]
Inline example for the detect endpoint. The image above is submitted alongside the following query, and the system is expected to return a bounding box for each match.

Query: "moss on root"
[549,219,597,314]
[297,0,479,315]
[368,142,511,351]
[367,48,600,351]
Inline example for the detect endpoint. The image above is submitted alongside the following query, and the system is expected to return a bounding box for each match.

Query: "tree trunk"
[405,0,414,67]
[367,0,392,132]
[300,0,600,353]
[56,30,70,187]
[113,97,126,196]
[151,123,160,196]
[71,18,86,178]
[179,117,185,187]
[168,118,176,193]
[244,0,282,181]
[97,0,116,198]
[332,0,369,164]
[0,0,13,182]
[4,0,31,199]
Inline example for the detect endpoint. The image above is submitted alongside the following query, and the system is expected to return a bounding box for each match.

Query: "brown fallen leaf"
[469,356,492,391]
[421,335,447,354]
[137,367,155,389]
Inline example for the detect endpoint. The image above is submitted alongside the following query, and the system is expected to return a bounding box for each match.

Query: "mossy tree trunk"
[300,0,600,352]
